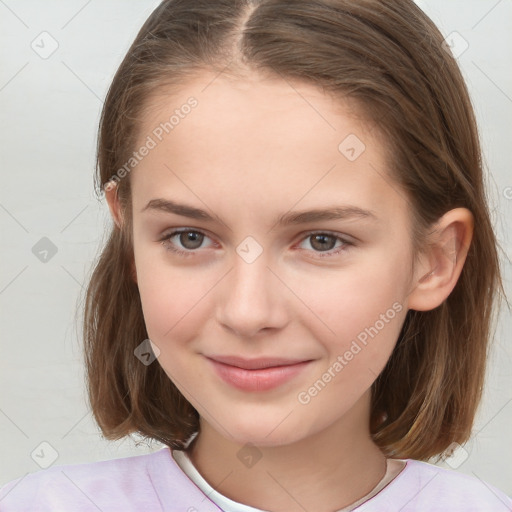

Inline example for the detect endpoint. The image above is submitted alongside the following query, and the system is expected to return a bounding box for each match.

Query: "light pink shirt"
[1,446,511,511]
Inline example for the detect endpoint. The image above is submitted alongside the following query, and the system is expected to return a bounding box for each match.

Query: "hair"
[82,0,505,460]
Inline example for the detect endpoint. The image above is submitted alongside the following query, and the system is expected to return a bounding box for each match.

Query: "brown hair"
[82,0,505,459]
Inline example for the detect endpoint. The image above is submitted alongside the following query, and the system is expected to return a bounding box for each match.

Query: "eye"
[159,229,354,259]
[159,229,214,257]
[296,232,353,258]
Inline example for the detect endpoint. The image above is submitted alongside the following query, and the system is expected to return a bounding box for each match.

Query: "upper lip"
[206,355,312,370]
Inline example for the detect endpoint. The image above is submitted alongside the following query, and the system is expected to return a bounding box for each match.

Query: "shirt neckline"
[168,447,409,512]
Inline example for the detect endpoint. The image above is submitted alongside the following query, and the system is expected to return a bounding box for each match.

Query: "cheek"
[296,293,406,426]
[134,250,216,351]
[293,251,410,408]
[135,265,213,390]
[297,252,409,342]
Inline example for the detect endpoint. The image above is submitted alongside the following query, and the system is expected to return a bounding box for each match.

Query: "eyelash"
[159,229,354,259]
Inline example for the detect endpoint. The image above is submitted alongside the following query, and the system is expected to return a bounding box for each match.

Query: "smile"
[206,356,313,392]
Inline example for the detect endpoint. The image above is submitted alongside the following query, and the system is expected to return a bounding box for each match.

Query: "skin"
[106,70,473,512]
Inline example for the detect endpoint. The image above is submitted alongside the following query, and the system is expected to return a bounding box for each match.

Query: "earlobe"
[104,180,138,284]
[131,259,138,284]
[407,208,474,312]
[104,180,123,229]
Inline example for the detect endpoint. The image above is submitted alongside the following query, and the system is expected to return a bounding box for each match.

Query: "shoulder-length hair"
[82,0,504,459]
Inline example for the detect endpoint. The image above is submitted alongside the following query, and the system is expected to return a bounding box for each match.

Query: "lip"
[206,355,313,392]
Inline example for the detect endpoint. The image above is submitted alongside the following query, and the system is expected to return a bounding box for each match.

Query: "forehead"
[137,70,368,155]
[130,70,407,229]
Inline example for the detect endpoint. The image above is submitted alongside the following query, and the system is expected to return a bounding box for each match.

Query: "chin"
[231,431,300,449]
[220,415,310,448]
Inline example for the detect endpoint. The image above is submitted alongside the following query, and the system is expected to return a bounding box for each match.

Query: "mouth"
[205,355,313,392]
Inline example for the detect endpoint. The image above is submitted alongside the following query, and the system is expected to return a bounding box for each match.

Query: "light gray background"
[1,0,511,497]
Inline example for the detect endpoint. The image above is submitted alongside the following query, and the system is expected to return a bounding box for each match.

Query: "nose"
[215,248,289,338]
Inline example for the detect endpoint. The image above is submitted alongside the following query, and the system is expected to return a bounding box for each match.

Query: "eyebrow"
[141,198,377,226]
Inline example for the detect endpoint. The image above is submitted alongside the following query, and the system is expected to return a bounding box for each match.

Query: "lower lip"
[207,358,312,392]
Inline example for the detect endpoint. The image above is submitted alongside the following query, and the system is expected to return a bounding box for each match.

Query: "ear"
[104,180,124,229]
[104,180,138,284]
[407,207,473,311]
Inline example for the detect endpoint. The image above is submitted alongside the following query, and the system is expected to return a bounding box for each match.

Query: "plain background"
[1,0,511,496]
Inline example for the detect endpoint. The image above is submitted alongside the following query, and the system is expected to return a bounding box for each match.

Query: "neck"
[186,393,387,512]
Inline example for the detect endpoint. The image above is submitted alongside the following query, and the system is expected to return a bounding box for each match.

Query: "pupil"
[313,234,333,251]
[182,231,202,249]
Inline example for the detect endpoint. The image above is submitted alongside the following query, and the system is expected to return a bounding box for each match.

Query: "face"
[127,70,416,447]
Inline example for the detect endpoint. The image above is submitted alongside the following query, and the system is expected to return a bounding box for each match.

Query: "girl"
[1,0,510,510]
